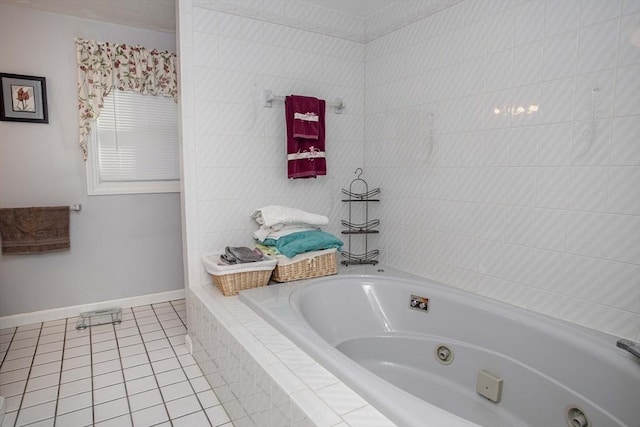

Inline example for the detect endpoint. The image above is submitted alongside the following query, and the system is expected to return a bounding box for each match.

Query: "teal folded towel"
[262,230,343,258]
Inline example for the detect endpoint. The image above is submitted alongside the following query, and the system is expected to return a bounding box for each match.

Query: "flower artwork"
[0,73,48,123]
[12,85,35,112]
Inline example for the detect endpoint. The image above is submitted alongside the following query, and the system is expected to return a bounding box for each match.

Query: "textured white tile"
[514,0,545,45]
[543,32,578,80]
[611,115,640,165]
[512,41,543,87]
[483,129,510,166]
[505,206,535,245]
[478,240,505,277]
[502,243,533,284]
[481,167,508,204]
[534,208,568,252]
[607,166,640,214]
[572,118,612,166]
[536,167,571,209]
[480,204,506,241]
[487,9,515,53]
[508,127,538,166]
[566,211,606,257]
[581,0,622,26]
[290,389,341,427]
[601,213,640,263]
[598,260,640,312]
[618,13,640,66]
[531,249,567,290]
[193,32,218,68]
[614,64,640,115]
[589,305,639,339]
[540,78,575,124]
[569,166,609,212]
[623,0,640,15]
[578,19,619,74]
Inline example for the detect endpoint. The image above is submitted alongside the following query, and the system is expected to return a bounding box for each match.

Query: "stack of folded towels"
[251,205,343,258]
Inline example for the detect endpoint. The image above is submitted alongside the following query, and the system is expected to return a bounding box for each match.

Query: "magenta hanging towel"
[285,95,326,179]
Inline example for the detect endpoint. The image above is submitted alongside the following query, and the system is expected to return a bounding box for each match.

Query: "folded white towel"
[252,224,319,243]
[251,205,329,228]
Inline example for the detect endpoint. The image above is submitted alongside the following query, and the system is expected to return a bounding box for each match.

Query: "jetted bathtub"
[239,268,640,427]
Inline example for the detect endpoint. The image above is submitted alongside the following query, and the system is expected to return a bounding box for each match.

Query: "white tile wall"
[366,0,640,341]
[180,0,366,288]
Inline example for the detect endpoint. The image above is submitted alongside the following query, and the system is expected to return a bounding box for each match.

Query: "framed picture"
[0,73,48,123]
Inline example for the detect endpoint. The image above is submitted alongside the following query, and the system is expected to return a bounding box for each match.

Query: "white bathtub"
[240,268,640,427]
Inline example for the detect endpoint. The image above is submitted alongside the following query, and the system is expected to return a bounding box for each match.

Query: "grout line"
[152,300,213,426]
[132,305,173,427]
[108,309,135,427]
[12,322,44,427]
[87,320,96,426]
[51,318,70,427]
[0,328,17,369]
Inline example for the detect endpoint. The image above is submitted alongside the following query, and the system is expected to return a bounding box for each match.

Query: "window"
[86,90,180,195]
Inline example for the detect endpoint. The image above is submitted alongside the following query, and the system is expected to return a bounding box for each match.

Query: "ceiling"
[0,0,403,33]
[0,0,177,33]
[302,0,399,18]
[0,0,453,42]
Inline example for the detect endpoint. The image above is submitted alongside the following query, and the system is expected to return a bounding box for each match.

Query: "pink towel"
[289,95,320,139]
[286,96,326,179]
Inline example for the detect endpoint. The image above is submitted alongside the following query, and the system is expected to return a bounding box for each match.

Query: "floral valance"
[75,38,178,160]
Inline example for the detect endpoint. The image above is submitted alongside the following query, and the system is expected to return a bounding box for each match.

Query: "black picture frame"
[0,73,48,123]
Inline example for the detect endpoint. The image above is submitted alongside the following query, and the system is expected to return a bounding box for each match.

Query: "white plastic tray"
[202,252,277,276]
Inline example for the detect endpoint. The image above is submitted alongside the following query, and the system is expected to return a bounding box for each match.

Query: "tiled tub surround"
[178,0,640,424]
[364,0,640,341]
[0,300,231,427]
[188,283,393,427]
[179,0,639,348]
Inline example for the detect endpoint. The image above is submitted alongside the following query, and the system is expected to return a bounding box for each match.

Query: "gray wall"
[0,4,184,317]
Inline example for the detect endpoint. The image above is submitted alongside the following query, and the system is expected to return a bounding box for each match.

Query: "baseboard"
[0,289,185,330]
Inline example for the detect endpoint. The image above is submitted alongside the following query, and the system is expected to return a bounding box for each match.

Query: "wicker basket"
[271,250,338,283]
[202,253,277,296]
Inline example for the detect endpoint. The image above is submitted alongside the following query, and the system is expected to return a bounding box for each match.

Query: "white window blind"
[86,90,180,195]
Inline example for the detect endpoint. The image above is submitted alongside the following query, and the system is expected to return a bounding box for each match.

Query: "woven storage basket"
[271,250,337,283]
[202,253,277,296]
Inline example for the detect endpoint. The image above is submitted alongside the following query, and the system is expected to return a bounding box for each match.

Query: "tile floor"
[0,300,232,427]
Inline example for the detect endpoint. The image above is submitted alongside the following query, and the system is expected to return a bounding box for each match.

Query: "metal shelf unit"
[341,168,380,266]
